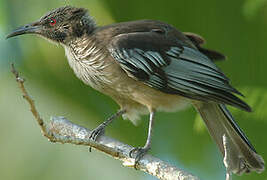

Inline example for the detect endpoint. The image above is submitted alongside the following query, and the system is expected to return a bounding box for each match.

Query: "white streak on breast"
[64,39,112,90]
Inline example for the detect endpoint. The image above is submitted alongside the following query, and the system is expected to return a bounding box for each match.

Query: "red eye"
[49,18,56,26]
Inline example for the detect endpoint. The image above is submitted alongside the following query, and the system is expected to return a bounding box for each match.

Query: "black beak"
[6,22,42,39]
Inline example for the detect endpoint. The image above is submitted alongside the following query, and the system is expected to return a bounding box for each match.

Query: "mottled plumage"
[7,6,264,175]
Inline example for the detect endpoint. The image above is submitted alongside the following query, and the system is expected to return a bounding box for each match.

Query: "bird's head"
[7,6,96,44]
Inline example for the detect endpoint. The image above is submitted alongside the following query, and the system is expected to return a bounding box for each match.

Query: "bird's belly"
[129,81,190,112]
[109,75,190,124]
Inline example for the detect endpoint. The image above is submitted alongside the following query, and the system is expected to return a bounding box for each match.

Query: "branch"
[11,64,200,180]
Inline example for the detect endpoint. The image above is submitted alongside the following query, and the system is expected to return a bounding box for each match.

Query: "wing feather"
[108,32,251,111]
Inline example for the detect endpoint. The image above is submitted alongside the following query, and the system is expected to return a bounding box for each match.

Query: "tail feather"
[194,102,264,175]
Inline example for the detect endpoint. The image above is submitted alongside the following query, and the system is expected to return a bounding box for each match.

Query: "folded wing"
[108,31,251,112]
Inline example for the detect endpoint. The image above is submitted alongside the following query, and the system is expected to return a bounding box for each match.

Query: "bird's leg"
[89,109,126,150]
[129,111,155,167]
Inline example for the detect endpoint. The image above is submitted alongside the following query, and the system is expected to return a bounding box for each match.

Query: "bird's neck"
[66,33,103,61]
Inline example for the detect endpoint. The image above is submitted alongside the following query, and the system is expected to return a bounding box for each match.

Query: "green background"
[1,0,267,179]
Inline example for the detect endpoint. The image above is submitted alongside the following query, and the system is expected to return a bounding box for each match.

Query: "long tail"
[194,102,264,175]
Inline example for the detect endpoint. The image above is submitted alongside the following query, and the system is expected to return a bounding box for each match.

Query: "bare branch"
[11,63,49,138]
[11,64,200,180]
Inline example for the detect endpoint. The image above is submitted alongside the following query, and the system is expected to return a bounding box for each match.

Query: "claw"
[88,110,126,152]
[90,127,105,140]
[129,147,150,168]
[89,127,105,141]
[89,127,105,152]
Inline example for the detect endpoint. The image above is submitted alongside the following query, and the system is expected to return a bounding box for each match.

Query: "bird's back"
[93,19,196,48]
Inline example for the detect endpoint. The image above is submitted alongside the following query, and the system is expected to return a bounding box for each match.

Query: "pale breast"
[64,38,113,91]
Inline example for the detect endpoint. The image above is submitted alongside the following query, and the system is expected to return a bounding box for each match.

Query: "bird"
[7,6,264,175]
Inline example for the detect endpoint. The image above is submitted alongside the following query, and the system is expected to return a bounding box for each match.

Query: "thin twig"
[11,63,51,139]
[11,63,200,180]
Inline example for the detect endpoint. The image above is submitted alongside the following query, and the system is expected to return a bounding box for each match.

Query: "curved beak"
[6,22,41,39]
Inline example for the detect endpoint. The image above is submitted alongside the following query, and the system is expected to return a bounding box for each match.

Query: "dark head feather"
[7,6,96,43]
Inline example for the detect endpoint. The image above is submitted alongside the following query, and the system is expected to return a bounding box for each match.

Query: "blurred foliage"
[1,0,267,180]
[243,0,267,19]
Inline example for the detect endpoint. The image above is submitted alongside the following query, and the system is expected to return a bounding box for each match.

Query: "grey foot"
[129,146,150,168]
[89,127,105,152]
